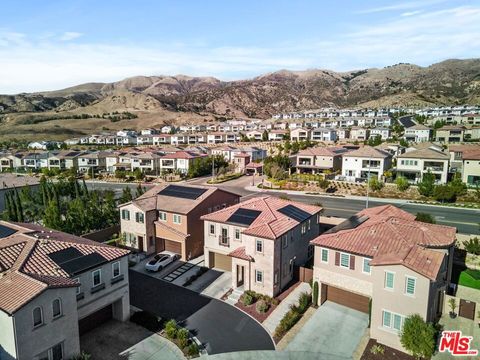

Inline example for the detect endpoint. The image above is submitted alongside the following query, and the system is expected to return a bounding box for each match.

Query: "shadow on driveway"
[129,270,275,355]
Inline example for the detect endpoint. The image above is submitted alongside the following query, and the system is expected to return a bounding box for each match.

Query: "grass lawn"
[458,269,480,290]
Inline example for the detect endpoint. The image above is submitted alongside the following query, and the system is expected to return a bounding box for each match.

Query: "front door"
[237,265,244,287]
[138,236,144,252]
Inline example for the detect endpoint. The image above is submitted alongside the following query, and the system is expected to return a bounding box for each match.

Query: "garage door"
[325,285,370,313]
[210,252,232,271]
[78,304,112,335]
[164,239,182,255]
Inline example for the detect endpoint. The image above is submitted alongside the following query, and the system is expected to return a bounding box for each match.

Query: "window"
[307,219,311,231]
[321,249,328,263]
[121,209,130,220]
[74,278,81,295]
[382,310,391,327]
[382,310,404,332]
[282,234,288,248]
[301,222,307,234]
[33,307,43,327]
[256,239,263,253]
[340,253,350,268]
[235,228,240,240]
[112,261,121,278]
[51,343,63,360]
[308,245,314,259]
[173,214,182,224]
[209,224,215,235]
[255,270,263,283]
[158,211,167,221]
[52,299,62,318]
[135,212,144,223]
[405,276,416,295]
[385,271,395,290]
[92,269,102,287]
[363,258,371,274]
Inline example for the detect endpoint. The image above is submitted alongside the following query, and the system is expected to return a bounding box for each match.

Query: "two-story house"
[403,124,432,143]
[310,128,337,142]
[369,128,391,140]
[397,148,449,184]
[0,221,130,360]
[290,128,311,142]
[77,152,109,173]
[436,125,466,143]
[341,146,392,181]
[201,196,322,297]
[310,205,456,353]
[350,127,369,141]
[461,149,480,185]
[119,184,240,259]
[268,130,288,141]
[294,147,349,174]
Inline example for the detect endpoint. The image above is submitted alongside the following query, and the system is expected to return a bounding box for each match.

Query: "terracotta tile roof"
[228,247,253,261]
[407,124,431,130]
[462,149,480,160]
[297,146,348,157]
[399,148,449,160]
[342,146,391,159]
[311,205,456,280]
[201,196,321,240]
[161,151,206,160]
[0,221,129,314]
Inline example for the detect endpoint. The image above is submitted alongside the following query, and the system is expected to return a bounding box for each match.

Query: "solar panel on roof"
[324,215,369,234]
[158,185,208,200]
[48,248,107,275]
[0,224,17,238]
[227,208,262,226]
[277,204,311,223]
[48,247,83,265]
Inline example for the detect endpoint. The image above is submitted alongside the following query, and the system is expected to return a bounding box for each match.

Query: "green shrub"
[165,319,178,339]
[70,352,92,360]
[370,344,385,355]
[312,282,319,307]
[368,177,384,191]
[274,307,302,338]
[395,176,410,191]
[297,292,311,313]
[463,237,480,255]
[415,212,436,224]
[242,293,254,306]
[434,184,457,202]
[400,314,436,359]
[130,311,163,332]
[177,328,189,349]
[186,342,199,357]
[256,299,269,313]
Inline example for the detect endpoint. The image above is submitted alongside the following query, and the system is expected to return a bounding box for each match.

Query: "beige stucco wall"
[462,159,480,184]
[119,204,156,254]
[0,310,17,360]
[14,287,80,360]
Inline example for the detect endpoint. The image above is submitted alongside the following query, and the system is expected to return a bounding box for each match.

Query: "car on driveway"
[145,251,180,272]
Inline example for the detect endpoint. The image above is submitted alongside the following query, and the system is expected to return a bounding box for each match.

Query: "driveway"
[285,301,369,359]
[129,270,275,355]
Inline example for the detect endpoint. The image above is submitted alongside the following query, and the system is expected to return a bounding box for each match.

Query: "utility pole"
[211,156,215,182]
[366,156,371,209]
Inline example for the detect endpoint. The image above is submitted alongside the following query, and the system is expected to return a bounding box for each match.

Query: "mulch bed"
[361,339,416,360]
[235,300,277,323]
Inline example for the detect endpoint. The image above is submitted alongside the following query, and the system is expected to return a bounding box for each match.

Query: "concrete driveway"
[285,301,369,359]
[129,270,275,355]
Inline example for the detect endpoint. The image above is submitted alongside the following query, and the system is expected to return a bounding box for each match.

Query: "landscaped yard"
[458,268,480,290]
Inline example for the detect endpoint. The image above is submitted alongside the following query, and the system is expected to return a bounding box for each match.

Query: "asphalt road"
[86,178,480,235]
[129,270,275,355]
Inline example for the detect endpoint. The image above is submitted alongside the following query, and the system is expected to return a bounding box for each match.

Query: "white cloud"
[59,32,83,41]
[401,10,423,16]
[357,0,446,14]
[0,4,479,94]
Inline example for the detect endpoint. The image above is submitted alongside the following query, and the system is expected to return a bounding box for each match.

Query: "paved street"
[129,270,275,355]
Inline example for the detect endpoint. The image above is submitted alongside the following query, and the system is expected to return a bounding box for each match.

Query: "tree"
[135,183,145,198]
[312,281,319,307]
[400,314,436,359]
[433,184,457,202]
[463,237,480,255]
[119,187,133,204]
[368,177,384,191]
[417,172,435,197]
[262,130,268,141]
[367,135,383,147]
[133,168,145,181]
[43,200,63,230]
[395,176,410,191]
[399,138,409,147]
[415,212,436,224]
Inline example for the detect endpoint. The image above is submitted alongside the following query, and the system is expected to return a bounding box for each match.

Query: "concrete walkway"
[200,271,232,299]
[119,334,186,360]
[263,282,311,335]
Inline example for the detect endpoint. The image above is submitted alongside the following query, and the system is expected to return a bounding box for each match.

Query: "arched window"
[52,298,62,318]
[33,307,43,327]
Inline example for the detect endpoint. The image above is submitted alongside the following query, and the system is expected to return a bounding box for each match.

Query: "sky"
[1,0,479,94]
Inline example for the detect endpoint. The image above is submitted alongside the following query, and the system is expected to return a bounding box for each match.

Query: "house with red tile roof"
[201,196,322,297]
[341,146,393,181]
[310,204,456,352]
[0,221,130,360]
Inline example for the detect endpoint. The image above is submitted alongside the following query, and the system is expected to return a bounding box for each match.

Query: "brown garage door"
[164,239,182,255]
[326,285,370,313]
[210,252,232,271]
[78,304,112,335]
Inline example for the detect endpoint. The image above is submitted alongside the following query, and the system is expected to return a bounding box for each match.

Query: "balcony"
[218,236,230,247]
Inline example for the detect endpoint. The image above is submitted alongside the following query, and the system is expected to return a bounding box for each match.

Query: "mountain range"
[1,58,479,140]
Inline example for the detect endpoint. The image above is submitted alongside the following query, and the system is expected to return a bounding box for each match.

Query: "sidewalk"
[262,282,311,335]
[120,333,186,360]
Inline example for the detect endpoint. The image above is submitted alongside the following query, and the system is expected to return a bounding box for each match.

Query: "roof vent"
[372,245,378,251]
[426,258,431,264]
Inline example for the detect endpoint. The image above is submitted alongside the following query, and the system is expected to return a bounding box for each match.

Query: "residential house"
[119,184,240,259]
[397,148,449,184]
[310,128,337,142]
[461,149,480,185]
[46,151,82,170]
[130,152,162,174]
[294,147,349,174]
[310,205,456,353]
[159,151,207,174]
[0,174,40,211]
[290,128,311,142]
[202,196,322,297]
[246,130,263,141]
[341,146,392,181]
[136,134,155,145]
[336,129,350,140]
[403,124,431,143]
[0,221,130,360]
[268,130,288,141]
[436,125,465,143]
[350,127,369,141]
[369,128,391,140]
[77,152,109,173]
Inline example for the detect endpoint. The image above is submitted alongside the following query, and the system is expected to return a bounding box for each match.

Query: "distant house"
[294,147,349,174]
[403,124,431,143]
[350,127,369,141]
[341,146,392,181]
[290,128,311,142]
[268,130,287,141]
[369,128,391,140]
[245,130,263,141]
[436,125,466,143]
[461,149,480,185]
[397,148,449,184]
[310,128,337,142]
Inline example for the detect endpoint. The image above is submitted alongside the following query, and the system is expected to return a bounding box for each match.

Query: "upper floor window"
[92,269,102,287]
[255,270,263,283]
[256,239,263,253]
[52,299,62,319]
[74,278,81,295]
[235,228,241,240]
[301,222,307,234]
[321,248,329,263]
[385,271,395,290]
[340,253,350,268]
[405,276,416,296]
[158,211,167,221]
[121,209,130,220]
[112,261,121,278]
[363,258,371,274]
[135,212,144,224]
[307,219,311,231]
[282,234,288,248]
[33,306,43,328]
[209,224,215,235]
[173,214,182,224]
